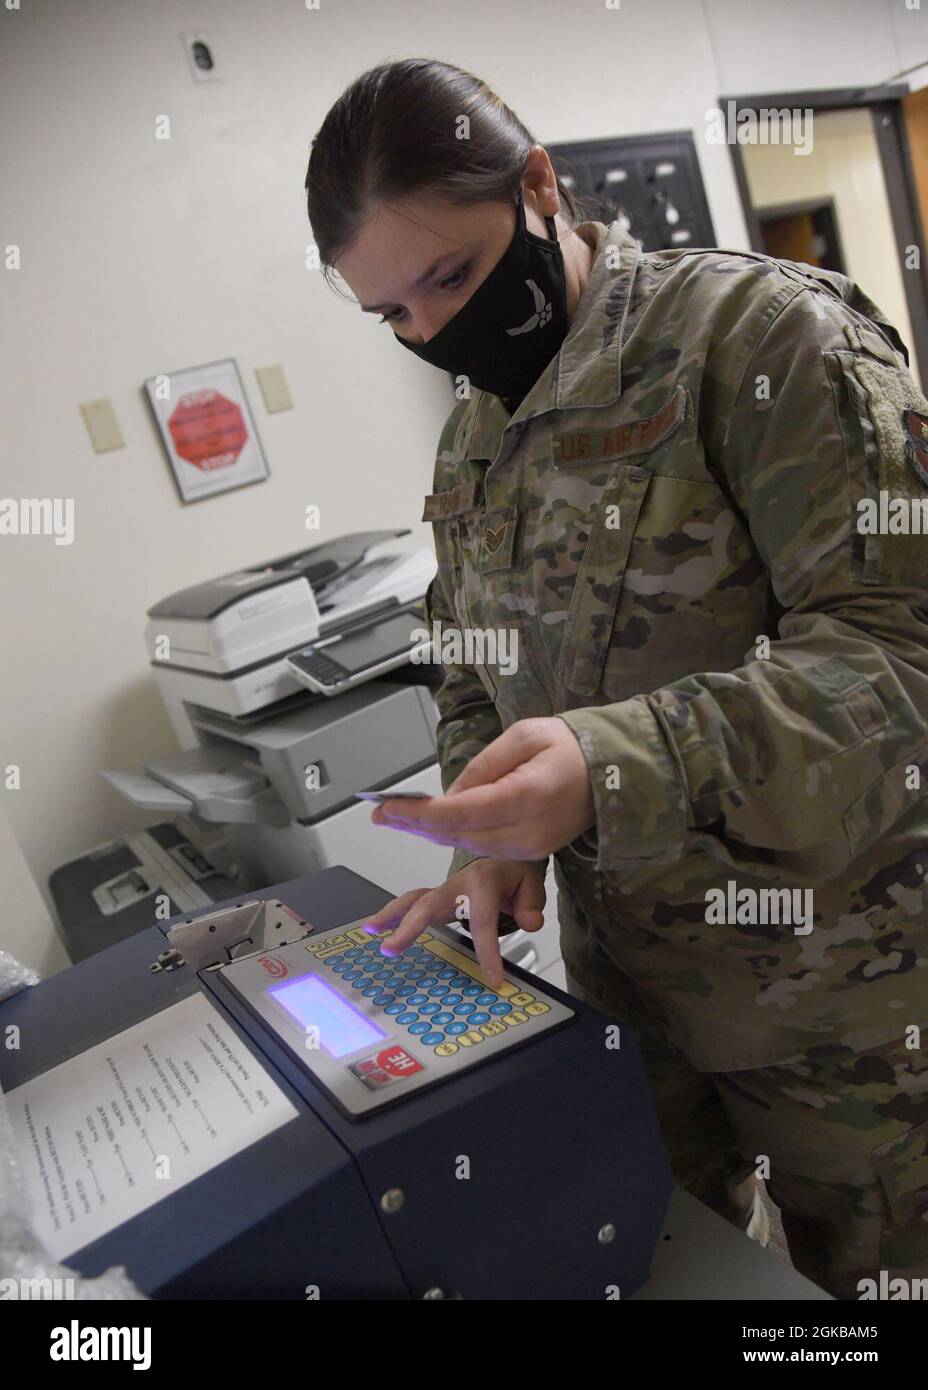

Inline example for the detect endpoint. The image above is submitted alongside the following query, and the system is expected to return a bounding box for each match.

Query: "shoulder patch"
[844,353,928,586]
[904,409,928,489]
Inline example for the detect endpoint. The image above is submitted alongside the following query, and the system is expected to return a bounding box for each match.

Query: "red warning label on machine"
[349,1046,425,1090]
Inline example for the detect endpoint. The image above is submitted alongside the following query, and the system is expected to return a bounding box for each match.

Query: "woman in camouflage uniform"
[305,58,928,1299]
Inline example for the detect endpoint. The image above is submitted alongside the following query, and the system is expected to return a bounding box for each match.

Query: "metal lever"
[149,899,313,974]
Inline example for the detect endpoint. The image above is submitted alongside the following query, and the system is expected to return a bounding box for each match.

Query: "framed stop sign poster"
[144,357,270,503]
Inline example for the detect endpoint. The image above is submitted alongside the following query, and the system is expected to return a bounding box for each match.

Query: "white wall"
[1,0,926,966]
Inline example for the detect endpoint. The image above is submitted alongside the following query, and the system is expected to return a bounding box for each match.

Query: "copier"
[88,532,566,982]
[0,866,673,1299]
[101,531,451,898]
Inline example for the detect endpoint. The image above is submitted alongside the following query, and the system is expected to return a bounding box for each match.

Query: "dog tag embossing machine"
[0,868,672,1299]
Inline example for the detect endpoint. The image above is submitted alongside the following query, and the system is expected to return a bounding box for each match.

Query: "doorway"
[724,87,928,389]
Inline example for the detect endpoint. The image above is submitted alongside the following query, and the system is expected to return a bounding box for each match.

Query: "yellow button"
[503,1010,529,1028]
[479,1021,507,1038]
[458,1029,485,1047]
[415,932,433,943]
[435,1042,458,1057]
[525,1001,550,1016]
[509,992,534,1007]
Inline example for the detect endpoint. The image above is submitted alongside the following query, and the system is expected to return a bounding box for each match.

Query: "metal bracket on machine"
[149,899,313,974]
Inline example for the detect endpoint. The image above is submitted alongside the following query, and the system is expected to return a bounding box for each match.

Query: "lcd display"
[315,610,425,675]
[267,974,387,1058]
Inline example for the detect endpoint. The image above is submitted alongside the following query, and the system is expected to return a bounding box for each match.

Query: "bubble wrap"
[0,950,147,1300]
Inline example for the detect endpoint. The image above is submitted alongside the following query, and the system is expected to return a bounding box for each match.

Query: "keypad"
[302,924,550,1058]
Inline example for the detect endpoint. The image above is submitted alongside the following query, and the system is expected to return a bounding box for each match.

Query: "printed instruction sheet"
[5,992,298,1261]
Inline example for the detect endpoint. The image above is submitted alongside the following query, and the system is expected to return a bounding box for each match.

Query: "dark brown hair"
[305,58,594,292]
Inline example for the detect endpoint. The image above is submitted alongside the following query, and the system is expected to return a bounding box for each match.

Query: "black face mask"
[393,188,569,401]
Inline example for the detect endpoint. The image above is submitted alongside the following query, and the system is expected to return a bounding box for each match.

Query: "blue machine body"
[0,867,673,1300]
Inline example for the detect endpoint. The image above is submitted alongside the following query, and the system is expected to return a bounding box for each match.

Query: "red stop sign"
[169,390,247,471]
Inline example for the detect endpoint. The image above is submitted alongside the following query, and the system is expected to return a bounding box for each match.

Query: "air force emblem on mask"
[507,279,552,336]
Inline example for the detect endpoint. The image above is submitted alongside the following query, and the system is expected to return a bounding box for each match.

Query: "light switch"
[80,398,125,453]
[255,364,293,414]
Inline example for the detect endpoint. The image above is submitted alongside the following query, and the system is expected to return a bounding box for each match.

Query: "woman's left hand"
[370,716,596,859]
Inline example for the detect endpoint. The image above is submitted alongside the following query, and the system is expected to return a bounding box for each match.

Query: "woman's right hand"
[360,858,547,990]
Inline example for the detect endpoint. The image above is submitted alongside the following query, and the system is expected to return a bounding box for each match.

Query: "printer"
[143,529,438,735]
[92,532,566,983]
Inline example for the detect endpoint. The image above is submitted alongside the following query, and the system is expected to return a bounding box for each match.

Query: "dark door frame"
[721,85,928,386]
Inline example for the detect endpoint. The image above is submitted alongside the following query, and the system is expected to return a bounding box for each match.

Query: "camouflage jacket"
[421,217,928,1070]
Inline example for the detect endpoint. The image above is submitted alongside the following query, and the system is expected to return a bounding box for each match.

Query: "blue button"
[421,1031,444,1046]
[385,1002,406,1015]
[432,1011,454,1026]
[331,961,351,973]
[352,978,373,989]
[451,976,471,989]
[406,946,425,958]
[445,1021,469,1035]
[453,1003,475,1016]
[476,992,497,1006]
[374,993,395,1006]
[406,968,426,979]
[468,1012,490,1026]
[363,986,381,997]
[428,984,448,997]
[437,967,457,980]
[397,1011,419,1025]
[325,955,344,966]
[372,968,393,981]
[396,985,416,997]
[490,1002,512,1015]
[343,948,364,959]
[343,969,363,981]
[420,1002,441,1016]
[441,993,463,1006]
[408,1021,431,1036]
[384,976,406,989]
[408,993,429,1007]
[462,984,483,997]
